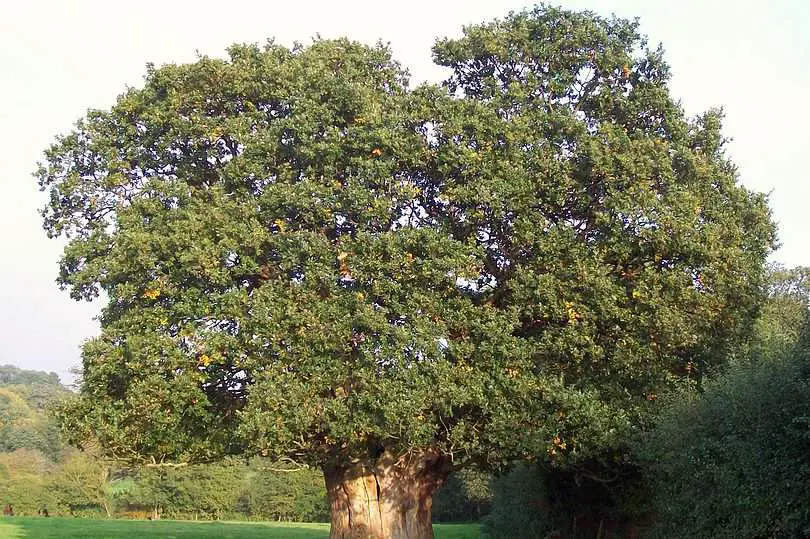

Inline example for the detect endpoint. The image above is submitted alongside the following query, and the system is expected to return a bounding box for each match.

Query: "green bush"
[640,346,810,538]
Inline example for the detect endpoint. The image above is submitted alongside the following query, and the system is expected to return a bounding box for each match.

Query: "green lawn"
[0,517,480,539]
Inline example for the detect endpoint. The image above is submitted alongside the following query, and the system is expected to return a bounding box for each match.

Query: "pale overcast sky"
[1,1,808,384]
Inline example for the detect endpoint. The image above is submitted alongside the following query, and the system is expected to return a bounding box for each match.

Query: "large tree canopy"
[39,5,775,538]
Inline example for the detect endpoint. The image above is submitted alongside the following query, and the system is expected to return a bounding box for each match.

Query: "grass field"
[0,517,480,539]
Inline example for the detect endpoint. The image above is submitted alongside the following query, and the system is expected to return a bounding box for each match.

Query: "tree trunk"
[324,449,451,539]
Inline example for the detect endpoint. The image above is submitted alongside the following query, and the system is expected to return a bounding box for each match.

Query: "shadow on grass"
[0,518,479,539]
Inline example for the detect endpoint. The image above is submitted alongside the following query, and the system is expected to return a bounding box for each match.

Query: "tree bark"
[324,449,451,539]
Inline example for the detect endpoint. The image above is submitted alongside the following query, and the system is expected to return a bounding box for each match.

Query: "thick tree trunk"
[324,450,451,539]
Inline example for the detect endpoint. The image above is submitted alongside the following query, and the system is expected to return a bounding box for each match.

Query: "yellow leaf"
[370,148,382,157]
[143,288,161,300]
[337,252,352,277]
[565,301,581,322]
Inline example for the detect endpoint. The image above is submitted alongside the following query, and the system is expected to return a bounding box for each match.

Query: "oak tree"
[39,6,775,538]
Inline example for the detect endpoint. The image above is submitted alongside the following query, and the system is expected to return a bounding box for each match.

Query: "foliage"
[0,369,324,522]
[238,461,328,522]
[39,3,774,507]
[483,267,810,538]
[0,518,480,538]
[0,449,60,515]
[734,265,810,365]
[639,324,810,537]
[108,458,328,521]
[50,450,113,517]
[117,460,245,519]
[483,460,649,539]
[0,450,329,522]
[434,469,492,522]
[482,463,551,538]
[0,367,66,459]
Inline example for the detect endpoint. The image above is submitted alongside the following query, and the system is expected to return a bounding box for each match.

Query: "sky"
[1,0,808,384]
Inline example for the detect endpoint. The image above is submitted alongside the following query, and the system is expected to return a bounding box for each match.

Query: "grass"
[0,517,480,539]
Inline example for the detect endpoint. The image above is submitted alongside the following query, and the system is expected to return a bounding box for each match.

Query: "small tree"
[40,6,774,538]
[51,450,113,517]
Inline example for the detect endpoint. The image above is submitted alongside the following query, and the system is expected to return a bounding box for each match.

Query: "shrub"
[640,345,810,538]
